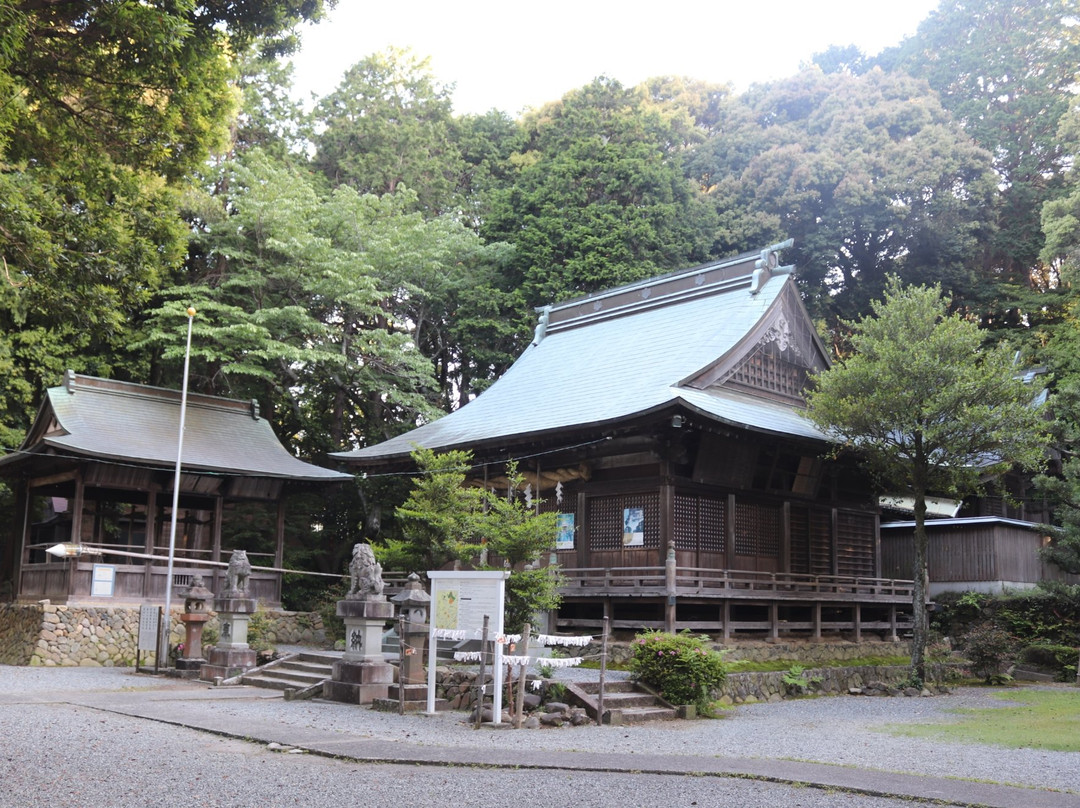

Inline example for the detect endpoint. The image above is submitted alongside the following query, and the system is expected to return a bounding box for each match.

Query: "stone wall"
[717,665,949,705]
[599,639,911,667]
[0,603,327,667]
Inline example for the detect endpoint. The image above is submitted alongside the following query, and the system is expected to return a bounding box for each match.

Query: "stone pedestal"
[324,597,395,704]
[373,619,446,712]
[200,597,257,681]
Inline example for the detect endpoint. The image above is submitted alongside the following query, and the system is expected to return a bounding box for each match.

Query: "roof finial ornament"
[749,238,795,295]
[532,305,552,346]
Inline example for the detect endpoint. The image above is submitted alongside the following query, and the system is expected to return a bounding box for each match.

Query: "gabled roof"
[334,243,830,467]
[0,372,350,482]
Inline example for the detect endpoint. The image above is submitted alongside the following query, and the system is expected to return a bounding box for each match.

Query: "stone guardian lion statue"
[223,549,252,597]
[347,542,384,599]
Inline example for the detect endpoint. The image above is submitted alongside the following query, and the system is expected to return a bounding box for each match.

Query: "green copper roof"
[334,243,828,467]
[1,373,351,482]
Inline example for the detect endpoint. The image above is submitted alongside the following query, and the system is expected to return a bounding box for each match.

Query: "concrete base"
[371,694,449,713]
[200,646,256,681]
[323,658,395,705]
[169,657,208,680]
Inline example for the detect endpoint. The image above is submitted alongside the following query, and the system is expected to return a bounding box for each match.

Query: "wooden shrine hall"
[0,371,351,607]
[334,242,916,640]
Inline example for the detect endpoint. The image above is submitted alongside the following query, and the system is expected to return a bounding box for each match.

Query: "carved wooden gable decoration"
[681,282,828,406]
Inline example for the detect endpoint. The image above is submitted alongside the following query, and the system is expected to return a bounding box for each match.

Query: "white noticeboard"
[138,605,160,652]
[427,570,508,720]
[90,564,115,597]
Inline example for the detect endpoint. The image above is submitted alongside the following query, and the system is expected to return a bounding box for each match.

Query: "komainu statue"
[223,549,252,597]
[347,542,384,599]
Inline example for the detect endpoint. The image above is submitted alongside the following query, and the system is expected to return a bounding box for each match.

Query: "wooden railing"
[558,566,915,601]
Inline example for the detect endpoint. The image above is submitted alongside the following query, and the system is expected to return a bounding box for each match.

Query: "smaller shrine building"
[0,371,351,607]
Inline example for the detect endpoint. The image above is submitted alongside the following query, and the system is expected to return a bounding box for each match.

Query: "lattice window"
[790,505,810,574]
[734,501,781,557]
[836,511,875,578]
[725,343,809,402]
[790,505,834,575]
[673,494,725,552]
[587,493,660,550]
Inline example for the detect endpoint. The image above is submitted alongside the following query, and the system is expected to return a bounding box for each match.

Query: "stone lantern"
[176,575,213,676]
[390,573,431,704]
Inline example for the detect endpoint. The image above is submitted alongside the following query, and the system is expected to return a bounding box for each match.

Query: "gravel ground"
[1,664,1077,808]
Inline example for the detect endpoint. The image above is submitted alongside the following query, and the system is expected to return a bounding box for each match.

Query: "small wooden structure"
[881,517,1079,595]
[334,243,916,640]
[0,372,351,606]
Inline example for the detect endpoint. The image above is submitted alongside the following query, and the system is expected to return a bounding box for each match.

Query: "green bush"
[960,621,1020,683]
[629,631,727,713]
[1020,643,1079,682]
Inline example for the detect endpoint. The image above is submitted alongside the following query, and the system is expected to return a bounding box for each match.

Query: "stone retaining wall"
[717,665,949,705]
[0,603,327,667]
[598,639,911,667]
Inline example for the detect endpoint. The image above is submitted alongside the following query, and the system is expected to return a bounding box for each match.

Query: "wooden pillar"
[209,496,223,595]
[576,491,588,570]
[142,486,159,598]
[14,481,29,590]
[275,498,286,605]
[854,603,862,643]
[768,602,779,643]
[67,473,85,600]
[721,600,731,640]
[830,507,839,576]
[780,501,791,573]
[725,494,736,571]
[889,603,898,643]
[813,601,822,642]
[873,513,882,579]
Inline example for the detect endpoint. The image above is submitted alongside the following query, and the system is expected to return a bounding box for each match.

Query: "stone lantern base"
[200,597,258,682]
[323,597,395,704]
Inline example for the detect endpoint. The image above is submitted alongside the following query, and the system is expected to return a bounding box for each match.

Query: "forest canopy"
[2,0,1079,580]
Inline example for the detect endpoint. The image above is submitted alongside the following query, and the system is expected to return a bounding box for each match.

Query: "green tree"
[481,463,560,633]
[886,0,1080,296]
[386,450,560,633]
[480,77,717,309]
[0,0,328,448]
[312,48,464,214]
[139,150,443,457]
[807,278,1050,682]
[689,68,997,326]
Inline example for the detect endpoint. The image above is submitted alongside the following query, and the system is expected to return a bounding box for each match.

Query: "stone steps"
[240,651,338,694]
[564,679,679,724]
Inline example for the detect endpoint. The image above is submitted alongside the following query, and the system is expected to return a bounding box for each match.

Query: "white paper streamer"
[497,634,522,645]
[544,656,583,669]
[434,628,467,641]
[502,655,530,666]
[535,634,592,648]
[453,651,482,662]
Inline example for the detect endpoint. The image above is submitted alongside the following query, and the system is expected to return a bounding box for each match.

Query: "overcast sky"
[287,0,942,117]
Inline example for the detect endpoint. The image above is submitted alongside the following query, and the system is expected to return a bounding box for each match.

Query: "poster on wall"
[556,513,575,551]
[623,507,644,546]
[91,564,115,597]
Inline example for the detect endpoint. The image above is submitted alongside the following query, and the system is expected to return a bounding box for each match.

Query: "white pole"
[162,306,196,664]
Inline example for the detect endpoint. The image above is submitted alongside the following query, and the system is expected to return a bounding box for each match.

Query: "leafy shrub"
[781,664,823,695]
[959,621,1020,683]
[1020,643,1079,682]
[629,631,726,713]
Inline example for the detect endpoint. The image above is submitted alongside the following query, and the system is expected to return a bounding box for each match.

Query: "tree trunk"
[910,479,929,685]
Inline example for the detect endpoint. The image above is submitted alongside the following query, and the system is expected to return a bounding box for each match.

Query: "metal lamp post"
[161,306,196,665]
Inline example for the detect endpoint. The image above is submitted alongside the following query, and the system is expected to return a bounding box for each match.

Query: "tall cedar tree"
[807,279,1049,682]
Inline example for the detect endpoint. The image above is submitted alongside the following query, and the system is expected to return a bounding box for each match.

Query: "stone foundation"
[0,603,327,667]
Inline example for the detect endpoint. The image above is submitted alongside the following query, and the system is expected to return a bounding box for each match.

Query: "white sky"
[288,0,942,117]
